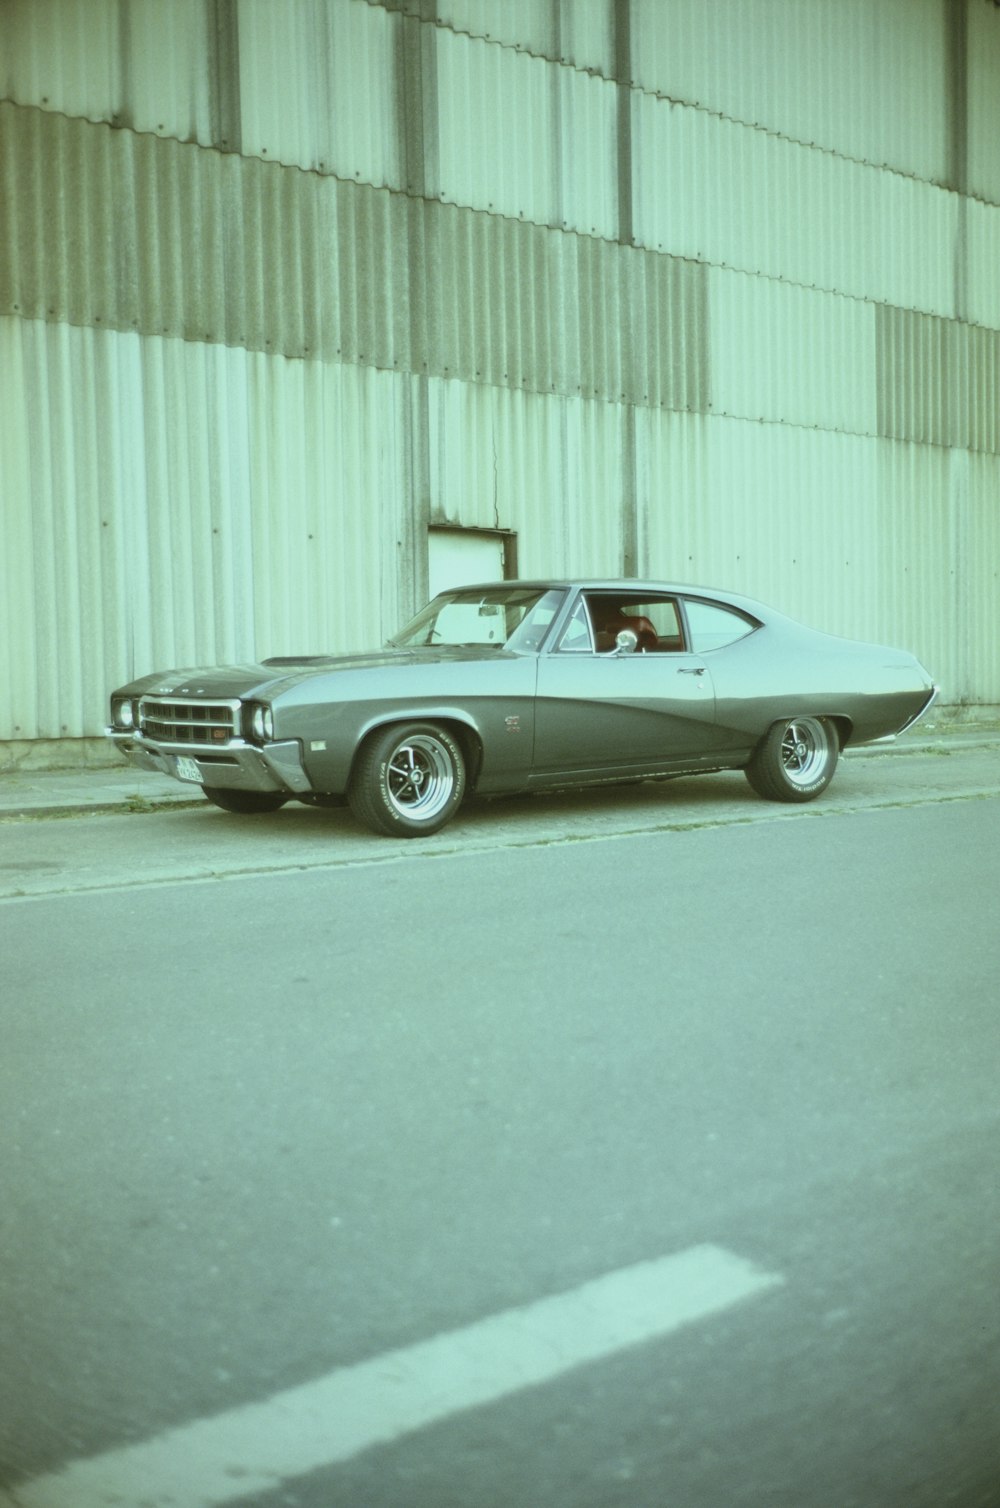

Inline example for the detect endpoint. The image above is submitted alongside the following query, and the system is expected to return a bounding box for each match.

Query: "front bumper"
[105,731,312,795]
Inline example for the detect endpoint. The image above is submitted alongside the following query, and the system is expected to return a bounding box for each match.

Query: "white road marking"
[5,1244,783,1508]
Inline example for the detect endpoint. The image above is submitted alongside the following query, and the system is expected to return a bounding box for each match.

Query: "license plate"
[174,756,202,784]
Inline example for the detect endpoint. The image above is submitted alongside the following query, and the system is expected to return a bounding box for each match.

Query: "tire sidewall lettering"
[377,756,405,824]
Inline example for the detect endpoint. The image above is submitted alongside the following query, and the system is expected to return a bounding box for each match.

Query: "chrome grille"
[138,697,241,745]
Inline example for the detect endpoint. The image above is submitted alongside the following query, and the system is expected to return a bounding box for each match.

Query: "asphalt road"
[2,747,999,1507]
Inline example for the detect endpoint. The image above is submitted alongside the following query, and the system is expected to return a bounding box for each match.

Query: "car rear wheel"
[202,787,289,813]
[744,716,839,802]
[348,722,466,837]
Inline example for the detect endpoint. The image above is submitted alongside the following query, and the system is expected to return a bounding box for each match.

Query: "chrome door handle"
[677,666,705,675]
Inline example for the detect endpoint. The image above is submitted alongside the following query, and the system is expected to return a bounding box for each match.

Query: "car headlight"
[250,704,274,742]
[112,697,135,730]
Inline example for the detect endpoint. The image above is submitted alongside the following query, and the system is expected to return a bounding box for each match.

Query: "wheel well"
[754,714,853,754]
[828,716,853,751]
[350,716,484,789]
[751,708,850,754]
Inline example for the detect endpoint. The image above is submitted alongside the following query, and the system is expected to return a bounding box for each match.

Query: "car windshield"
[389,586,565,651]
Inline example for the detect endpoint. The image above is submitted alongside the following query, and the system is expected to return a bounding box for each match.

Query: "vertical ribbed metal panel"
[638,409,1000,703]
[436,0,557,57]
[549,394,628,575]
[964,452,1000,702]
[0,316,261,739]
[238,0,401,185]
[967,2,1000,203]
[638,411,880,636]
[247,356,409,655]
[632,89,957,317]
[710,268,877,437]
[433,26,617,240]
[124,0,218,144]
[427,379,625,577]
[629,0,949,184]
[0,0,217,145]
[873,441,954,686]
[0,99,706,412]
[407,189,708,409]
[0,313,413,739]
[967,199,1000,332]
[874,442,1000,703]
[877,307,1000,455]
[1,314,40,742]
[435,28,557,227]
[1,316,159,742]
[553,55,618,239]
[555,0,615,76]
[436,0,615,74]
[0,0,401,177]
[137,334,256,673]
[2,0,123,125]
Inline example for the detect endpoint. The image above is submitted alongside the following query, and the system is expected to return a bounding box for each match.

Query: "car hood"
[117,645,513,699]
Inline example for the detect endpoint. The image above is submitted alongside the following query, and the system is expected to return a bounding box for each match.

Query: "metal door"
[428,529,507,599]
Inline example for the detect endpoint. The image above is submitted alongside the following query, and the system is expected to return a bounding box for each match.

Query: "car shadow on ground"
[194,769,764,848]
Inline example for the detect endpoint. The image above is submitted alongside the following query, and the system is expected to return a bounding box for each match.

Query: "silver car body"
[107,579,938,817]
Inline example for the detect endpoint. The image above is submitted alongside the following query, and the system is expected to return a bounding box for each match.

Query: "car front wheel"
[348,722,466,837]
[744,716,839,802]
[202,787,289,813]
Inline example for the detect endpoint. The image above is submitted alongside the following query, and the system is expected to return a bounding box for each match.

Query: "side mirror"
[615,628,639,655]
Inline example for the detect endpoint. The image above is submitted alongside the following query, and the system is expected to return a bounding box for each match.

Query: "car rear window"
[683,599,759,652]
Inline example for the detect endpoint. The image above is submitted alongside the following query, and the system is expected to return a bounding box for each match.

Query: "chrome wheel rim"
[779,718,830,788]
[385,735,455,821]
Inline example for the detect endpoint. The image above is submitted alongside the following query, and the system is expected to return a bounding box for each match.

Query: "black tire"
[348,722,466,837]
[744,716,839,803]
[202,787,289,813]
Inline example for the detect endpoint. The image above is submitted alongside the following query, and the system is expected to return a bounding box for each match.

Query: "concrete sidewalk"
[1,719,997,821]
[0,763,204,819]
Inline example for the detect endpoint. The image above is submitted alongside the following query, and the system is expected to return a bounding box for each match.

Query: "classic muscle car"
[107,580,937,837]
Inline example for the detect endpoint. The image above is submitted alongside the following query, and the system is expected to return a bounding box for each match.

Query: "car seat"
[600,611,658,652]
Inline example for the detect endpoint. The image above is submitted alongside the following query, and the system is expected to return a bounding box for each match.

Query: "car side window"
[683,599,758,652]
[556,598,595,652]
[585,595,683,653]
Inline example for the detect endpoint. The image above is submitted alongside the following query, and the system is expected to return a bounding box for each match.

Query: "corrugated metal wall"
[2,0,999,752]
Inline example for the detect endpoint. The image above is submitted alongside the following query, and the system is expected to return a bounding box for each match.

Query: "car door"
[531,592,724,778]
